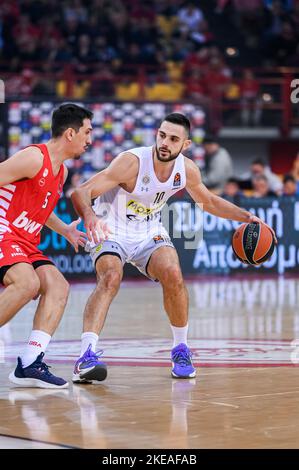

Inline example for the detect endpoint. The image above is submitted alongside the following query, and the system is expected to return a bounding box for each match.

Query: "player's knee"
[21,275,40,300]
[100,269,122,292]
[40,272,69,302]
[56,278,70,302]
[159,265,183,287]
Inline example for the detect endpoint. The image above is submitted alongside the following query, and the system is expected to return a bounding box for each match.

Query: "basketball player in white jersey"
[71,113,275,382]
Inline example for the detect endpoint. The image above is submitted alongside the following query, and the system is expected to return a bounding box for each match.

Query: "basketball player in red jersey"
[0,103,93,388]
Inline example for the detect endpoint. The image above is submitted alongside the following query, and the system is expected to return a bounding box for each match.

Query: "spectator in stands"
[291,152,299,192]
[183,46,210,75]
[94,35,118,64]
[252,175,277,197]
[204,55,232,99]
[221,178,243,203]
[265,20,297,65]
[74,34,97,75]
[44,37,73,65]
[156,0,179,37]
[250,159,283,193]
[189,19,215,45]
[201,135,234,192]
[5,68,37,97]
[63,0,89,24]
[264,0,288,38]
[282,174,298,195]
[177,1,204,33]
[239,69,262,126]
[184,69,209,104]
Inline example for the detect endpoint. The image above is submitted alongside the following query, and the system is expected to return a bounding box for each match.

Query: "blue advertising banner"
[40,196,299,278]
[169,196,299,275]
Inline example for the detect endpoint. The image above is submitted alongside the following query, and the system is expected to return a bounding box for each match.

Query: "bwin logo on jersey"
[12,211,42,234]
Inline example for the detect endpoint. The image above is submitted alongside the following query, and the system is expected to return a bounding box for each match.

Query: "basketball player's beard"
[155,144,184,163]
[74,145,89,159]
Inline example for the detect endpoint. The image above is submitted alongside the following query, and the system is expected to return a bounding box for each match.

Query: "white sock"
[21,330,51,368]
[170,324,188,348]
[80,332,99,356]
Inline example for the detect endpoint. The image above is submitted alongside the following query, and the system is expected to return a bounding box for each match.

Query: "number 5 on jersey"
[42,191,52,209]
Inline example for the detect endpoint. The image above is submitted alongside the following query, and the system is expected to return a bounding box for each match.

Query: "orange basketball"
[232,222,275,265]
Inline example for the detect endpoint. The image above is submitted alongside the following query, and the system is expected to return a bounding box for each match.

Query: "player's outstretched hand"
[84,213,111,244]
[95,219,111,243]
[65,217,88,252]
[248,214,278,244]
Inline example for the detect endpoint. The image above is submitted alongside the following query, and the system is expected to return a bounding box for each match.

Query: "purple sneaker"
[171,343,196,379]
[9,353,68,389]
[73,344,107,383]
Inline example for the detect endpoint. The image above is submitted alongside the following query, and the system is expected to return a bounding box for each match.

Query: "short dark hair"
[283,174,296,184]
[226,177,240,185]
[202,134,218,145]
[51,103,93,138]
[251,158,265,167]
[163,113,191,137]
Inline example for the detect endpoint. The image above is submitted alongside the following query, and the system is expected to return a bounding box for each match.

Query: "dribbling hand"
[248,214,278,244]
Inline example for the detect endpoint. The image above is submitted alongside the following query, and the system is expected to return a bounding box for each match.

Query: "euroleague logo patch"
[153,235,170,244]
[153,235,164,244]
[172,172,181,189]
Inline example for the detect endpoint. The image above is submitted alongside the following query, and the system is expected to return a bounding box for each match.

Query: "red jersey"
[0,144,64,247]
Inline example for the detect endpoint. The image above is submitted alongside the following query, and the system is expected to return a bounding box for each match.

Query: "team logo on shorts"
[11,244,26,257]
[39,178,45,187]
[95,243,103,252]
[172,172,181,188]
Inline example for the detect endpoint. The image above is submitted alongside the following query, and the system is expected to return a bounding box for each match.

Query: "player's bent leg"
[9,264,69,389]
[0,263,40,327]
[73,254,123,384]
[147,246,188,327]
[85,254,123,334]
[33,264,70,334]
[147,247,196,379]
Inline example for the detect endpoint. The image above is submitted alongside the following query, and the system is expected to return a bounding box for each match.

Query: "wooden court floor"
[1,276,299,449]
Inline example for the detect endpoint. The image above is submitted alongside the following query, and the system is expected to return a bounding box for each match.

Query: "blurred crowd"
[64,136,299,199]
[1,0,298,198]
[199,136,299,202]
[0,0,299,104]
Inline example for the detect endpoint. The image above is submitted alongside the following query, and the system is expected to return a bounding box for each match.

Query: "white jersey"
[92,146,186,242]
